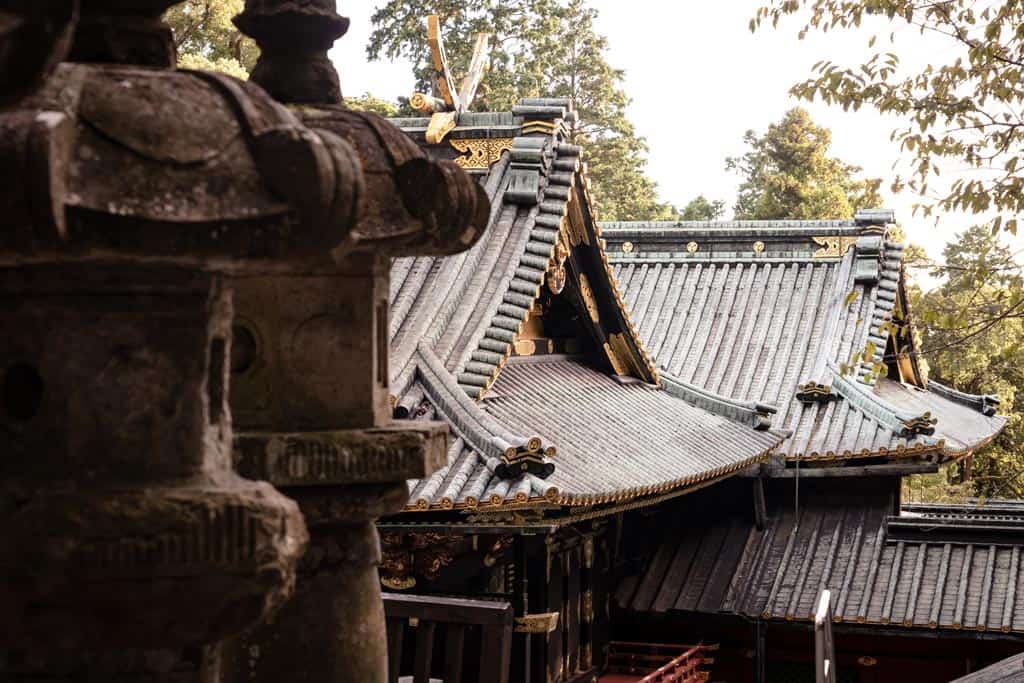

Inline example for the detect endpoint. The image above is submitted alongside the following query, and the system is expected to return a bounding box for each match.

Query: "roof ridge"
[453,132,571,398]
[659,370,778,430]
[416,342,553,460]
[827,361,937,441]
[927,380,1001,417]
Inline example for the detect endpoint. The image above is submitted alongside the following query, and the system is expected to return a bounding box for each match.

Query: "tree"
[753,1,1024,235]
[367,0,674,221]
[346,93,401,117]
[164,0,255,79]
[678,195,726,221]
[164,3,404,112]
[908,226,1024,499]
[726,107,883,220]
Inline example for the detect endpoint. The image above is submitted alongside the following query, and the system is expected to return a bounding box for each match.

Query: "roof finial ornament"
[234,0,349,105]
[410,15,491,144]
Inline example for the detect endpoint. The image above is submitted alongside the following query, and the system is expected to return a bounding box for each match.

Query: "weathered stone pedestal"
[0,1,378,679]
[219,2,490,680]
[224,259,454,683]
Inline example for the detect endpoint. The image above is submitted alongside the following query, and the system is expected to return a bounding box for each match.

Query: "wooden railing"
[606,642,717,682]
[383,593,514,683]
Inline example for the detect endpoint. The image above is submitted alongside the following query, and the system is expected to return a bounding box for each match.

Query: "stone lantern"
[0,1,389,678]
[222,2,491,682]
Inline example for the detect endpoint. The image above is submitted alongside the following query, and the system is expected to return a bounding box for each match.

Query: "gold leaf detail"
[621,241,634,253]
[425,111,457,145]
[753,240,765,253]
[686,241,699,253]
[450,137,515,169]
[514,612,560,634]
[514,339,537,356]
[579,273,599,322]
[811,235,858,258]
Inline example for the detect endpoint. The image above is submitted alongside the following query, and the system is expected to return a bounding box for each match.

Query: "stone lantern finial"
[69,0,179,67]
[234,0,347,105]
[0,0,79,105]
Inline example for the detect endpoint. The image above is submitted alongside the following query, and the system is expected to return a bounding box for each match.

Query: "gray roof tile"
[605,221,1006,463]
[619,483,1024,634]
[388,102,783,513]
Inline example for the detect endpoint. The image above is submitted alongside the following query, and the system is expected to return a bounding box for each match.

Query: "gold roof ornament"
[411,15,491,144]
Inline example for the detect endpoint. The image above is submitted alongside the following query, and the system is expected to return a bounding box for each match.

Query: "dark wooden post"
[513,535,533,683]
[755,619,768,683]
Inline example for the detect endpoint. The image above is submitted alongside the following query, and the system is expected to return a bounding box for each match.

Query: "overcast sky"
[331,2,1019,263]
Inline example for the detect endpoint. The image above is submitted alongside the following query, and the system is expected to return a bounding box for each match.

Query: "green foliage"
[727,107,883,220]
[164,0,256,77]
[346,93,401,117]
[678,195,726,221]
[753,0,1024,234]
[909,226,1024,500]
[367,0,674,221]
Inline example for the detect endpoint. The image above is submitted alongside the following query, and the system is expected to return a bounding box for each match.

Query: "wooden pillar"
[512,535,532,683]
[547,549,564,682]
[755,620,768,683]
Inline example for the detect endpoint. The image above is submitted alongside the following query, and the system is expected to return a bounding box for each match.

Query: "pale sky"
[331,2,1020,264]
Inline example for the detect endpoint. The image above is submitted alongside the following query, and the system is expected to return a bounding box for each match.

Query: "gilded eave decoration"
[450,137,515,169]
[812,235,859,258]
[901,412,938,437]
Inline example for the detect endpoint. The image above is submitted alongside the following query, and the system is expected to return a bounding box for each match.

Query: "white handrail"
[814,589,837,683]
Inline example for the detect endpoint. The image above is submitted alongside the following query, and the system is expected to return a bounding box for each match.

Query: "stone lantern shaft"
[223,2,490,682]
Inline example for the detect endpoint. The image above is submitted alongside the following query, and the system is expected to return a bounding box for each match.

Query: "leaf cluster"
[164,0,257,77]
[909,226,1024,499]
[754,0,1024,233]
[678,195,727,221]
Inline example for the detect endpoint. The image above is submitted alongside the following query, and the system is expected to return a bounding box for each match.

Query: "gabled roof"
[387,99,782,513]
[618,480,1024,635]
[603,217,1007,466]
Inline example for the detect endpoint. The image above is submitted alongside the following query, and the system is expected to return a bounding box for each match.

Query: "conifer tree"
[727,107,882,220]
[367,0,674,221]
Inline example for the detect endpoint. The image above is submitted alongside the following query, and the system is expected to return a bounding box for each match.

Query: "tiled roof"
[604,218,1007,464]
[617,481,1024,635]
[406,358,779,511]
[389,100,781,513]
[950,651,1024,682]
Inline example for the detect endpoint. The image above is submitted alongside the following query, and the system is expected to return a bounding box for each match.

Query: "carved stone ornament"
[0,2,336,676]
[218,4,492,683]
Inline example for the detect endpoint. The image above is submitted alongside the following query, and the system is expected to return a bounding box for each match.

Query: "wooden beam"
[769,462,939,478]
[457,32,490,111]
[426,15,457,108]
[753,478,767,531]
